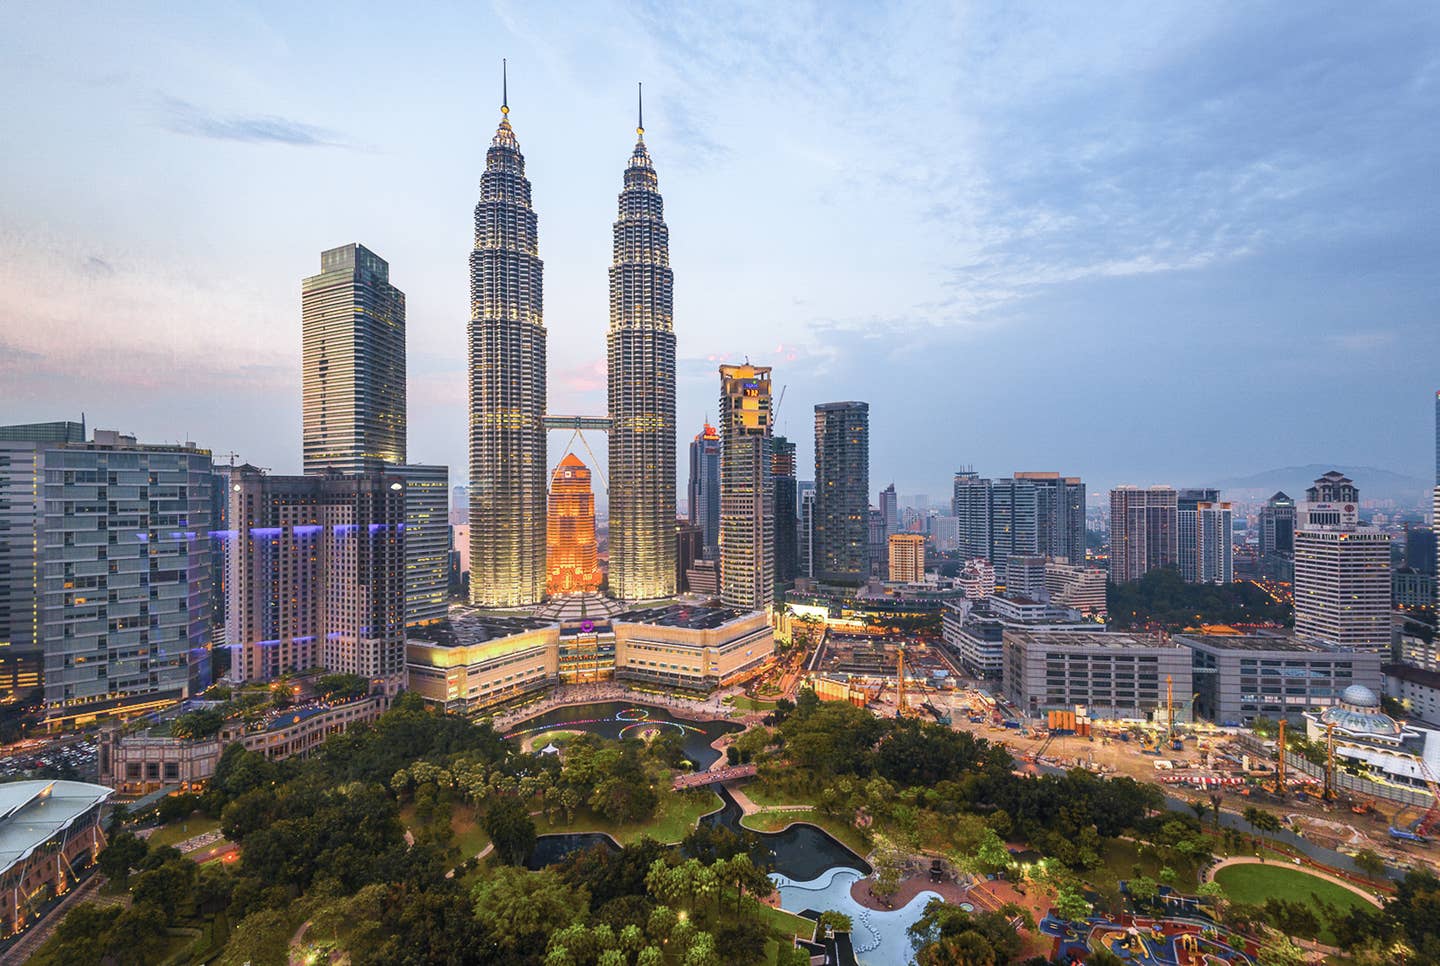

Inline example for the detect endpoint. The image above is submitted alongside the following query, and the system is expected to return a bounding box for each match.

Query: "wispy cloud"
[157,96,352,148]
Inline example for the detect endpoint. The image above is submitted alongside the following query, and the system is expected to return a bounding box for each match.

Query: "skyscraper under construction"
[607,87,677,602]
[468,74,548,607]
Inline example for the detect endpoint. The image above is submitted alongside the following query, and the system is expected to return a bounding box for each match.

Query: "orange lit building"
[547,454,603,595]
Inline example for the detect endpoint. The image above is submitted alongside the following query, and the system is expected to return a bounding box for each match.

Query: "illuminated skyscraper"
[546,454,603,595]
[607,87,677,602]
[302,244,406,475]
[719,364,773,610]
[468,71,547,607]
[688,424,721,559]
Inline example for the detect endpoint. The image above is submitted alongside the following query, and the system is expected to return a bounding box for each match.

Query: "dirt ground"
[914,691,1440,876]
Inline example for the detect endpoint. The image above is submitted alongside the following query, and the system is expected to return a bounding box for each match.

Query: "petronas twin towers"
[469,78,676,608]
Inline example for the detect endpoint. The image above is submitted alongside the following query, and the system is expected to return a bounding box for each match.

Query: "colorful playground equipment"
[1039,913,1254,966]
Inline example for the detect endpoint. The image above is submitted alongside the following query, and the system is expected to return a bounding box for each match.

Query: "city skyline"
[3,4,1439,499]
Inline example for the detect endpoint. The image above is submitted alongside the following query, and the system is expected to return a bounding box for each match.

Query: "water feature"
[525,832,619,871]
[510,702,872,878]
[505,701,740,770]
[703,785,871,880]
[773,867,938,965]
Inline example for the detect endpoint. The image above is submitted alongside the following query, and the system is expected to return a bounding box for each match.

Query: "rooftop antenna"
[637,81,644,138]
[502,58,509,116]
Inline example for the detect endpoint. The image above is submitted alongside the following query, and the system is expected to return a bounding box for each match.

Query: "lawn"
[542,787,723,845]
[147,814,222,850]
[742,780,816,809]
[726,695,779,713]
[400,804,492,858]
[1096,838,1200,891]
[1213,863,1374,944]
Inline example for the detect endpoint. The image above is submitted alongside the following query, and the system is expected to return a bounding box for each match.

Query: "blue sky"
[2,1,1437,502]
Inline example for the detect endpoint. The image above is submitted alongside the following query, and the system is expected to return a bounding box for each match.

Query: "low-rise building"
[1304,684,1440,791]
[943,595,1094,680]
[1003,630,1192,721]
[98,695,387,796]
[1385,663,1440,728]
[405,604,775,713]
[0,780,111,940]
[957,558,995,600]
[1044,561,1108,616]
[1175,632,1384,727]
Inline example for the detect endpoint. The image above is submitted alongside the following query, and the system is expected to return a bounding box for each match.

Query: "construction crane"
[895,643,909,718]
[1274,718,1287,797]
[1413,761,1440,837]
[1323,722,1336,802]
[1166,674,1175,739]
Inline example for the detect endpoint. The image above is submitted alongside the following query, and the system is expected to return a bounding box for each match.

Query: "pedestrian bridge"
[673,764,757,790]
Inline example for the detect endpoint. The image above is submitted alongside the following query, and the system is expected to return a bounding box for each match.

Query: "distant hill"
[1212,464,1430,505]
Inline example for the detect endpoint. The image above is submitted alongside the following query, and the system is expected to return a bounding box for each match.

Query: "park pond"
[504,700,739,770]
[773,867,940,965]
[513,701,872,881]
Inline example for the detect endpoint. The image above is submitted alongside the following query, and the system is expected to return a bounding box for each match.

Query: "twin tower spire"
[468,62,677,608]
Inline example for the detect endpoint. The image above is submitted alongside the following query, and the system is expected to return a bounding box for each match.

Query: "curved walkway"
[1206,855,1384,908]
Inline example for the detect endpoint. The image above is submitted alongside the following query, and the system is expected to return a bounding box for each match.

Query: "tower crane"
[1274,718,1287,797]
[1323,722,1336,802]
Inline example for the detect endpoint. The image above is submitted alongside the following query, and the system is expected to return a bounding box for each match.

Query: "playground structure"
[1039,913,1254,966]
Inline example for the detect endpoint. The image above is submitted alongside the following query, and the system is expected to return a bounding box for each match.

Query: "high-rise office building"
[1062,477,1087,564]
[450,485,469,526]
[1014,472,1086,564]
[867,507,888,580]
[989,477,1038,581]
[772,436,798,595]
[1196,502,1233,584]
[546,454,602,595]
[227,467,405,685]
[718,365,773,610]
[687,423,721,559]
[1177,488,1219,583]
[40,431,214,725]
[302,244,406,476]
[1109,485,1178,583]
[607,99,676,601]
[1260,492,1296,558]
[1297,471,1359,530]
[399,464,450,625]
[880,484,899,537]
[1293,472,1390,650]
[675,521,704,593]
[468,86,547,607]
[952,470,991,563]
[0,421,87,710]
[888,533,926,584]
[799,485,816,579]
[813,402,869,584]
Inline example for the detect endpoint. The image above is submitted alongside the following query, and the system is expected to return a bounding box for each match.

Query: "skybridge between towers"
[543,414,612,491]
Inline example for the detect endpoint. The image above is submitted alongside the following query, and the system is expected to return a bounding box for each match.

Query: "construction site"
[805,656,1440,875]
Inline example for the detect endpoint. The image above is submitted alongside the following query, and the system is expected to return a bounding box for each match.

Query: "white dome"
[1341,684,1380,708]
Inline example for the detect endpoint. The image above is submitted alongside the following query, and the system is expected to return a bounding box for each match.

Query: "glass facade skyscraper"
[813,401,869,585]
[468,93,548,608]
[302,244,406,476]
[688,424,721,559]
[607,109,677,601]
[719,365,773,610]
